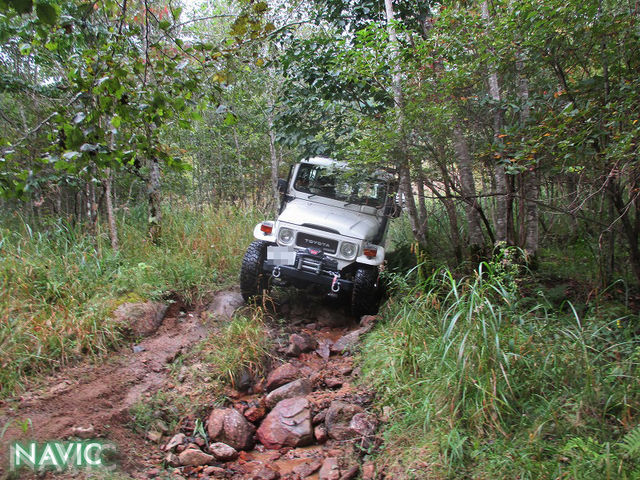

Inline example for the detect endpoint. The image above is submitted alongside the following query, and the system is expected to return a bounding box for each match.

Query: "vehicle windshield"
[293,163,389,209]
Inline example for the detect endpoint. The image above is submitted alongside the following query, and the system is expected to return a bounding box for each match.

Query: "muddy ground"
[0,290,384,480]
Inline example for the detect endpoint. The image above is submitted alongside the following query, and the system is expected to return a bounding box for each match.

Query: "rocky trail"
[0,290,385,480]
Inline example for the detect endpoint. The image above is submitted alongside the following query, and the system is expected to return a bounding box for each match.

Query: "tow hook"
[272,266,281,278]
[331,274,340,293]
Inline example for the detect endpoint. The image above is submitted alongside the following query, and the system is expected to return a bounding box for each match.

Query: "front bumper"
[264,251,353,293]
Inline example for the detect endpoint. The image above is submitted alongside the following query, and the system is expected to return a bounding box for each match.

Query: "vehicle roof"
[301,157,348,168]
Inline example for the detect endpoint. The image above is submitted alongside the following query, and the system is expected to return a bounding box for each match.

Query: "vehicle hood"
[278,199,381,241]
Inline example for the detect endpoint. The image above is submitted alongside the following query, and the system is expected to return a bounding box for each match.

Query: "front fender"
[356,245,385,266]
[253,221,277,243]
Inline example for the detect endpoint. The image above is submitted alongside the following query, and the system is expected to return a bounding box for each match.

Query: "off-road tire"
[240,240,271,301]
[351,266,380,318]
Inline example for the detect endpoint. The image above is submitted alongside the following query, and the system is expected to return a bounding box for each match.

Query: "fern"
[620,426,640,457]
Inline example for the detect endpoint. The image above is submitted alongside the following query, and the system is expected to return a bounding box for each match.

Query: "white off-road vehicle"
[240,157,399,317]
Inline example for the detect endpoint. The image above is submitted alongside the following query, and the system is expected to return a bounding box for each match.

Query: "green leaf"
[111,115,121,128]
[35,1,58,26]
[223,112,237,126]
[171,6,182,21]
[19,43,31,55]
[159,20,171,31]
[9,0,32,14]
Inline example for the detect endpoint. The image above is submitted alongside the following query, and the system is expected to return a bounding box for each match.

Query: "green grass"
[0,204,264,398]
[358,248,640,479]
[174,307,273,399]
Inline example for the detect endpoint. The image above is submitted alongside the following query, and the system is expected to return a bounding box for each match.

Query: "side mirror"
[277,178,287,194]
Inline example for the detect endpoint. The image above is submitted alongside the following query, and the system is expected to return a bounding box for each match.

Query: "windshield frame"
[292,163,390,209]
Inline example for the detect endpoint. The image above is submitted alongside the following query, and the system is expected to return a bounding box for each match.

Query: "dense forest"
[1,0,639,478]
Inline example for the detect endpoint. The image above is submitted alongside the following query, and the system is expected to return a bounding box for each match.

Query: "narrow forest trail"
[0,290,383,480]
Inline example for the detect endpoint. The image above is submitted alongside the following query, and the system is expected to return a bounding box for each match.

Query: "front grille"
[296,233,338,254]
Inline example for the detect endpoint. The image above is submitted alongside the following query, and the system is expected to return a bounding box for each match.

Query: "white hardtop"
[301,157,348,168]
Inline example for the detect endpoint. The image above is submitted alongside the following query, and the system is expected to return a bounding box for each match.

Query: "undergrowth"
[0,204,262,398]
[360,249,640,479]
[174,306,272,401]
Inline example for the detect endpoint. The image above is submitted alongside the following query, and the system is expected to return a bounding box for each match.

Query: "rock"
[208,442,238,461]
[164,452,180,467]
[313,410,326,424]
[340,466,360,480]
[289,333,318,353]
[330,329,365,354]
[325,401,364,441]
[314,424,328,443]
[361,462,376,480]
[338,364,353,376]
[319,457,340,480]
[112,301,168,337]
[69,425,94,438]
[324,377,343,389]
[178,448,214,466]
[256,397,313,449]
[359,315,379,330]
[204,465,227,477]
[253,466,280,480]
[315,340,332,360]
[146,467,161,478]
[285,342,301,357]
[146,430,163,443]
[293,459,323,478]
[265,363,300,391]
[233,368,254,393]
[349,413,377,437]
[244,404,267,423]
[265,378,312,408]
[205,291,244,319]
[133,345,146,353]
[153,419,169,433]
[207,408,256,451]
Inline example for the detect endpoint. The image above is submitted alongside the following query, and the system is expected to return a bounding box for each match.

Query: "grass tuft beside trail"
[360,249,640,479]
[0,204,264,398]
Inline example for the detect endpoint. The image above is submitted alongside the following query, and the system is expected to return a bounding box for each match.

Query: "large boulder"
[265,363,300,392]
[256,397,313,449]
[205,291,244,319]
[206,408,255,451]
[112,302,167,337]
[264,379,312,409]
[324,401,364,441]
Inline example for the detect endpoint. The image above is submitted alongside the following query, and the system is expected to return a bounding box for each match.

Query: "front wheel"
[240,240,271,301]
[350,266,380,318]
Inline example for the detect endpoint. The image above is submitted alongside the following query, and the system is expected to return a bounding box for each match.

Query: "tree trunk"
[104,169,119,251]
[148,158,162,243]
[453,125,484,259]
[384,0,427,246]
[516,51,539,260]
[232,127,247,206]
[482,0,509,248]
[268,109,280,209]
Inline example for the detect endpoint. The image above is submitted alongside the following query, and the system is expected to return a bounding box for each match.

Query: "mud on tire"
[240,240,271,301]
[351,266,380,318]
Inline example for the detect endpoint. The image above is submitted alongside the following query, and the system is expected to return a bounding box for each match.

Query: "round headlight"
[340,242,357,259]
[278,227,294,244]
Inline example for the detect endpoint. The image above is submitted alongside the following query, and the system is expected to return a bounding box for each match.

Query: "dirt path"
[0,291,383,480]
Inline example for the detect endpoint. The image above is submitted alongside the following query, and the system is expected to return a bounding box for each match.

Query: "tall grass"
[0,204,263,398]
[360,250,640,478]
